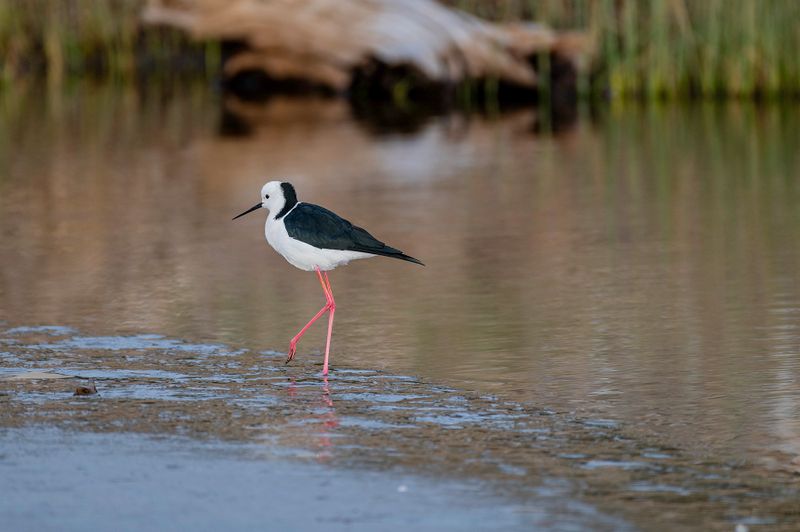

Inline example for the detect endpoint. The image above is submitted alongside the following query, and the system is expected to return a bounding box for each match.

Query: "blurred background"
[2,0,800,98]
[1,0,799,474]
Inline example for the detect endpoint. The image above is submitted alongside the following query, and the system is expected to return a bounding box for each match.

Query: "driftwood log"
[142,0,590,101]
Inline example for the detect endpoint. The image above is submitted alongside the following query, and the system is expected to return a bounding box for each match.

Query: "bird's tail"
[387,251,425,266]
[364,246,425,266]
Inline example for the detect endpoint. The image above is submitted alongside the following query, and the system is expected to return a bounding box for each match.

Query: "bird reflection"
[317,376,339,461]
[286,374,339,462]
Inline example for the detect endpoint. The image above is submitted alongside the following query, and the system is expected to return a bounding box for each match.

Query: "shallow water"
[1,327,796,529]
[4,428,610,532]
[1,84,799,526]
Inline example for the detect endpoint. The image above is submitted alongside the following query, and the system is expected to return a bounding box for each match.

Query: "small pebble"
[74,384,98,396]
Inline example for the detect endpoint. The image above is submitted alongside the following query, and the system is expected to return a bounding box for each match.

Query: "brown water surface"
[1,84,799,518]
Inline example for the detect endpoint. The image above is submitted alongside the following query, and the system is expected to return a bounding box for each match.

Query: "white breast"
[265,213,374,272]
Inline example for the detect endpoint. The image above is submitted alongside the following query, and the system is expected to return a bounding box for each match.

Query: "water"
[3,428,616,532]
[0,327,794,529]
[1,84,799,526]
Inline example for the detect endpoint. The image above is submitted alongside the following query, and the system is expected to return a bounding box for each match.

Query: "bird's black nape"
[275,182,298,220]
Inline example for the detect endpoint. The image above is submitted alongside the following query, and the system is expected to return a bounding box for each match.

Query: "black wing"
[284,203,424,266]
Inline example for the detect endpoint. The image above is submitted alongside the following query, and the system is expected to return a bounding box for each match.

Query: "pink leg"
[286,268,333,363]
[322,272,336,376]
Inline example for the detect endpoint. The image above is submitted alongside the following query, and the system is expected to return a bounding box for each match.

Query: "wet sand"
[1,326,797,530]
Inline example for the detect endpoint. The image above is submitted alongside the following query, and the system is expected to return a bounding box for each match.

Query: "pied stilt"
[233,181,423,375]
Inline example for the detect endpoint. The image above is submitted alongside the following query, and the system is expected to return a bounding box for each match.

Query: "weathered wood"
[142,0,590,95]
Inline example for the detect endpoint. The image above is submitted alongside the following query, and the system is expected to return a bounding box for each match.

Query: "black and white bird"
[233,181,423,375]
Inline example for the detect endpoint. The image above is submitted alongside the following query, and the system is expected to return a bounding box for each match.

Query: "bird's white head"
[233,181,298,221]
[260,181,287,213]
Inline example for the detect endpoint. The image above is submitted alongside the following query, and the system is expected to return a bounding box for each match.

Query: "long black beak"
[232,203,263,220]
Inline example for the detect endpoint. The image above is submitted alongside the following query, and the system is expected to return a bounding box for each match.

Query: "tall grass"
[0,0,218,84]
[456,0,800,99]
[593,0,800,98]
[2,0,799,99]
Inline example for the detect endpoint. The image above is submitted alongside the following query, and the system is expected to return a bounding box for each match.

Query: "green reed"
[0,0,216,84]
[456,0,800,99]
[2,0,798,99]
